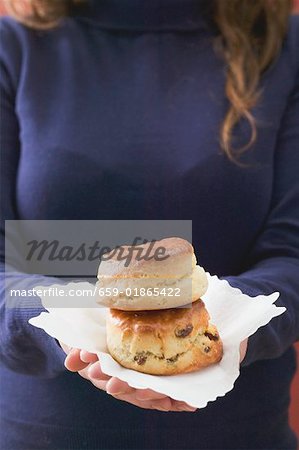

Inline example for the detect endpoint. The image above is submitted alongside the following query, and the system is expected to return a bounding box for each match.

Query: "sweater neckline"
[75,0,212,32]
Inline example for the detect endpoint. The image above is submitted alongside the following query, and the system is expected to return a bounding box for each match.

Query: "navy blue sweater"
[0,1,299,449]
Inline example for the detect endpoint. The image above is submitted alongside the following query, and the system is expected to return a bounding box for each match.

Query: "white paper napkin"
[29,274,285,408]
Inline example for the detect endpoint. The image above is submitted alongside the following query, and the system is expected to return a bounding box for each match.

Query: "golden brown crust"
[96,237,208,310]
[109,299,209,335]
[106,300,223,375]
[98,237,193,278]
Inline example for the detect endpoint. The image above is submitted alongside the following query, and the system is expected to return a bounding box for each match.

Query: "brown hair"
[4,0,292,161]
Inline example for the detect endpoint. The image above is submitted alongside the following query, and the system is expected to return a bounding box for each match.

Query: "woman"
[0,0,298,449]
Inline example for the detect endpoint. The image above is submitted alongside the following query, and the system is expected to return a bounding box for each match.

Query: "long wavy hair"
[4,0,292,161]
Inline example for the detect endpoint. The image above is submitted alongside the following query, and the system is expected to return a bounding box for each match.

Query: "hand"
[60,343,197,412]
[60,339,247,411]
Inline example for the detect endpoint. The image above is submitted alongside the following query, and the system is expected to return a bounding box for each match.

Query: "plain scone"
[97,237,208,310]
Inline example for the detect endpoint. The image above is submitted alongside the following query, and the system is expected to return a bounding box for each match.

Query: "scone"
[97,237,208,310]
[106,299,223,375]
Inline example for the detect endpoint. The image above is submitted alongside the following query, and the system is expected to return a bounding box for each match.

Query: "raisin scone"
[106,299,223,375]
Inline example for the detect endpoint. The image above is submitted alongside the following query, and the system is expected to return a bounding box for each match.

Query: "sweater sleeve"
[0,20,66,378]
[224,57,299,366]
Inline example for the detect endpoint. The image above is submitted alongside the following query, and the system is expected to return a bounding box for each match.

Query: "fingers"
[80,350,98,364]
[87,361,111,381]
[87,361,111,391]
[64,348,89,372]
[63,348,98,372]
[170,400,197,412]
[78,367,90,381]
[105,377,135,396]
[89,378,109,391]
[105,379,196,412]
[104,378,167,409]
[66,354,197,413]
[112,392,173,412]
[135,388,168,401]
